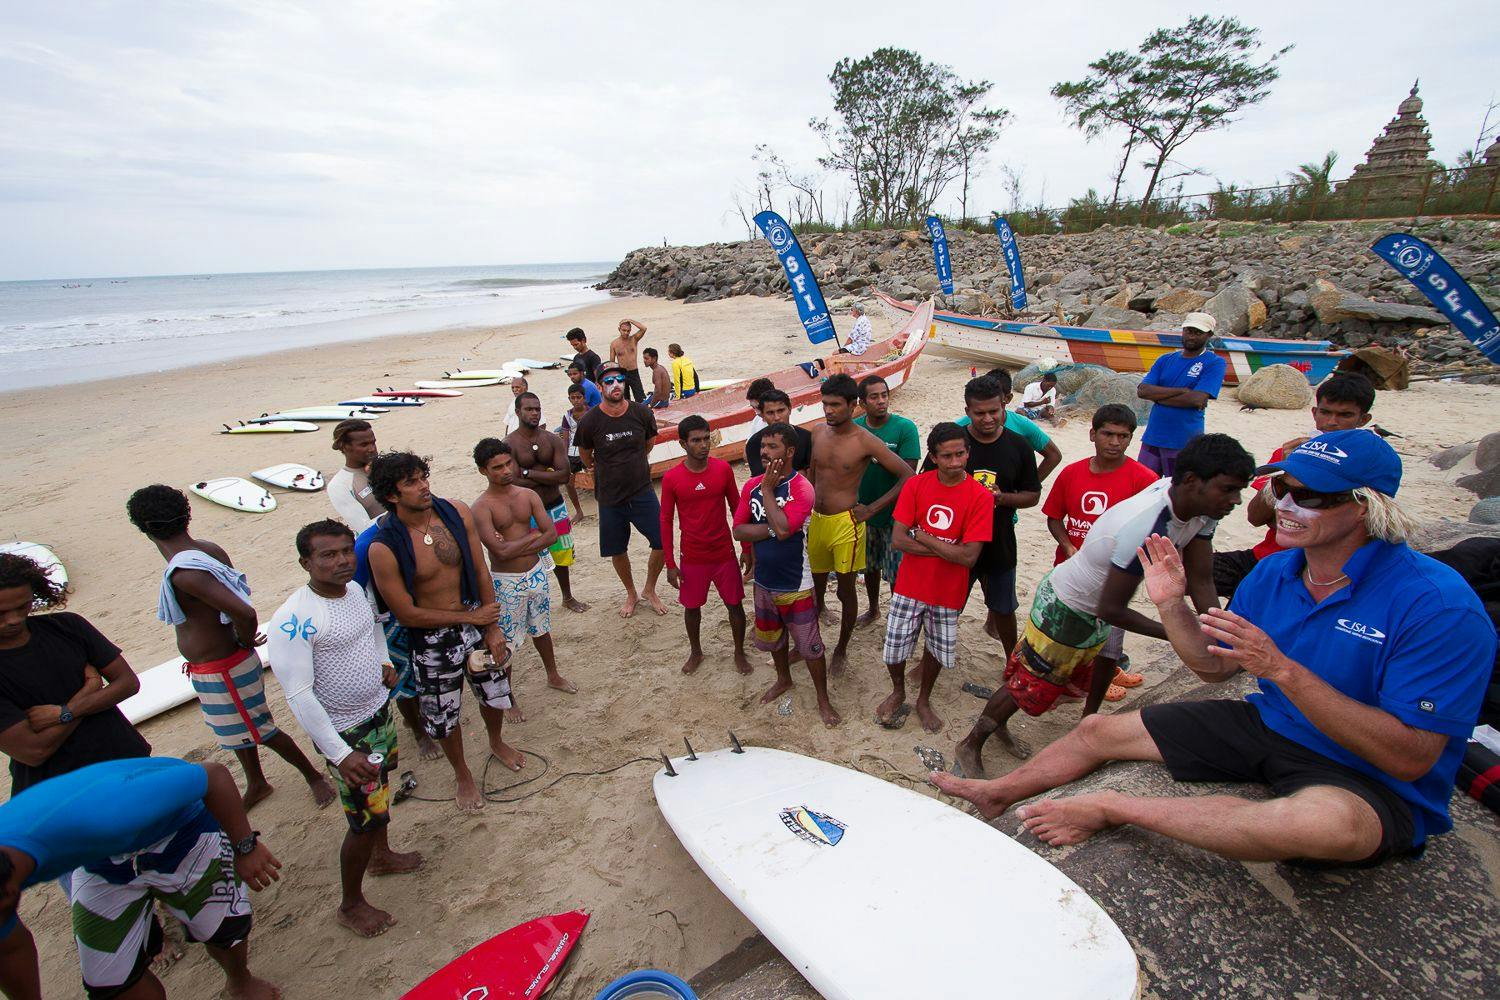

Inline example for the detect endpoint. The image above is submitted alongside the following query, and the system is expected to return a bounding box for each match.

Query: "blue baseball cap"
[1255,429,1402,495]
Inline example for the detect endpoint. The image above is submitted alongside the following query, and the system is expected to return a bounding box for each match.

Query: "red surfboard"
[401,910,589,999]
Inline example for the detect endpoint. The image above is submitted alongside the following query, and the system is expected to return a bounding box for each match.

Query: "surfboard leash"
[402,749,657,805]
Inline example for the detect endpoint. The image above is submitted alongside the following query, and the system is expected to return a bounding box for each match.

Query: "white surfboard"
[247,408,384,424]
[415,378,503,389]
[338,396,425,407]
[0,542,67,592]
[222,420,320,434]
[251,463,325,491]
[654,746,1139,1000]
[442,368,525,380]
[189,477,276,513]
[120,657,195,724]
[511,357,560,369]
[374,387,463,398]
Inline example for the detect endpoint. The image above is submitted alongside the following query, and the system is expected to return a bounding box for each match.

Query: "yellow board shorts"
[807,509,867,575]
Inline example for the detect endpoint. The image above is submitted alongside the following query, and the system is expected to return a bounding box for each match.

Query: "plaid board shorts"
[881,592,959,669]
[751,585,824,657]
[409,621,512,740]
[329,703,398,834]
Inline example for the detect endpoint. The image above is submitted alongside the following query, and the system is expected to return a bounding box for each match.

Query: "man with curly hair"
[0,553,149,794]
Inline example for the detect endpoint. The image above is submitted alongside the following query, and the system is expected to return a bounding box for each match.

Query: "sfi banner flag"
[925,215,954,295]
[1371,233,1498,365]
[754,211,838,346]
[993,216,1027,311]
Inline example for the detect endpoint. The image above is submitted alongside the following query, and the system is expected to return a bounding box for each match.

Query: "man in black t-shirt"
[574,362,667,618]
[924,376,1041,660]
[0,553,149,794]
[744,390,813,476]
[566,327,603,385]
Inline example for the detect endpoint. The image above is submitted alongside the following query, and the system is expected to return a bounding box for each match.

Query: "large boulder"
[1311,278,1447,325]
[1235,364,1314,409]
[1203,283,1255,338]
[1471,497,1500,525]
[1056,267,1103,292]
[1014,361,1116,397]
[1082,304,1152,330]
[1475,431,1500,473]
[1152,288,1211,314]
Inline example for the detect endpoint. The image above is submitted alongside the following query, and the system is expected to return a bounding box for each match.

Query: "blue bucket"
[593,969,698,1000]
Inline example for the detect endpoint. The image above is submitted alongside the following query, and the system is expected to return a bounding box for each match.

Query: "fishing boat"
[574,299,934,488]
[873,290,1345,385]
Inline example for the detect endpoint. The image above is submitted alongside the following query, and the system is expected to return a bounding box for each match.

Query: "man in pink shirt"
[661,416,753,674]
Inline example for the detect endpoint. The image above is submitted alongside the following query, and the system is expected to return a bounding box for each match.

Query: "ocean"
[0,261,616,392]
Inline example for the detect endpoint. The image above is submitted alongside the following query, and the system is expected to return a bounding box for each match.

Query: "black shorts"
[1141,699,1420,867]
[599,486,662,557]
[622,368,646,402]
[1212,548,1260,600]
[971,563,1018,614]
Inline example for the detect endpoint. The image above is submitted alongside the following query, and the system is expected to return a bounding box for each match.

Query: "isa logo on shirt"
[1187,362,1203,377]
[1335,618,1386,644]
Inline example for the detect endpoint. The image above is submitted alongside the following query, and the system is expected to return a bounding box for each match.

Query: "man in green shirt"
[853,375,922,626]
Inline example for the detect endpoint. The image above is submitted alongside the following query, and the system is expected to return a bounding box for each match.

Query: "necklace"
[1303,566,1349,587]
[422,515,439,546]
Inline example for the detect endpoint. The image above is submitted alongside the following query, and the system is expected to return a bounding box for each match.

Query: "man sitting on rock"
[933,431,1493,867]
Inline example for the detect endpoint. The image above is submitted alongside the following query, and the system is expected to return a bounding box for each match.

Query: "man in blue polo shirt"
[1135,312,1227,478]
[932,430,1493,866]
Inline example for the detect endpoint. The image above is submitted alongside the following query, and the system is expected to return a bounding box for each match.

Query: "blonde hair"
[1354,488,1421,543]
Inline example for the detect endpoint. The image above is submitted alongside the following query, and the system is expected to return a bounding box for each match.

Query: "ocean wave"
[449,275,604,288]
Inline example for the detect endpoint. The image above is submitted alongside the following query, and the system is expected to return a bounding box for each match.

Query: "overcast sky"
[1,0,1495,281]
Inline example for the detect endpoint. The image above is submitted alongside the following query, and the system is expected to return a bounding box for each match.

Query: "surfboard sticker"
[780,806,846,847]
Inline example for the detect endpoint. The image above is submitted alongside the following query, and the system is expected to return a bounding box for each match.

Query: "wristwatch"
[234,831,261,856]
[521,468,530,478]
[57,705,74,724]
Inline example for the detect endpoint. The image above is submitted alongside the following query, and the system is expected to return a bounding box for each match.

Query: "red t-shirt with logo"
[1249,446,1284,560]
[891,471,994,610]
[1040,457,1160,564]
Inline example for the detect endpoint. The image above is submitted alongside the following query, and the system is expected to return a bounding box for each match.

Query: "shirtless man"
[609,318,649,403]
[507,392,589,613]
[806,373,913,673]
[473,438,576,737]
[365,453,510,812]
[642,347,672,408]
[127,485,333,810]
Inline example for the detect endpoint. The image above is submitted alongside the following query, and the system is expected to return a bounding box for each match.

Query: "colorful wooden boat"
[574,299,934,488]
[873,290,1345,385]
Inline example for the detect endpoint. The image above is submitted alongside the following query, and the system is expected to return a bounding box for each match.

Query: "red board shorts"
[678,558,745,610]
[1003,643,1096,717]
[752,585,824,657]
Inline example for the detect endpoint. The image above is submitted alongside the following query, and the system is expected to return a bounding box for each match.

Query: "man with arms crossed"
[365,453,509,813]
[609,318,649,403]
[0,758,282,1000]
[268,521,423,939]
[661,415,753,675]
[574,362,667,618]
[852,374,921,627]
[1135,312,1227,478]
[934,431,1493,868]
[807,373,913,674]
[328,419,382,533]
[507,392,589,613]
[733,426,840,727]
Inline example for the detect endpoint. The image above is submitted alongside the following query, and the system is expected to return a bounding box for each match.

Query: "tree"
[1054,16,1290,208]
[811,48,1008,226]
[1290,151,1338,198]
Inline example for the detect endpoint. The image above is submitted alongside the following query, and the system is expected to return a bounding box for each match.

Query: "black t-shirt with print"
[923,427,1040,571]
[574,402,659,506]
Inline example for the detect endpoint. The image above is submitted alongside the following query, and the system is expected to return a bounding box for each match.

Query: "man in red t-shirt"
[1039,404,1159,709]
[661,415,753,675]
[877,423,994,734]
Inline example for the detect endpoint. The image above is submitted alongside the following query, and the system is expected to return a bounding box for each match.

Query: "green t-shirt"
[855,414,922,529]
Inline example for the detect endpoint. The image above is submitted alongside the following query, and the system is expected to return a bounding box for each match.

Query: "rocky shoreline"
[602,218,1500,377]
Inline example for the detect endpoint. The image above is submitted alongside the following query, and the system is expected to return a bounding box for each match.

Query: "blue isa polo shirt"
[1230,540,1494,842]
[1140,350,1227,449]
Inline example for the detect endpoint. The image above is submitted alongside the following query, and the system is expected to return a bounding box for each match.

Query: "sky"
[1,0,1496,281]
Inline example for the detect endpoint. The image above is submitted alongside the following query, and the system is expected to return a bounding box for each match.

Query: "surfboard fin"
[660,752,677,777]
[683,738,698,761]
[729,731,745,754]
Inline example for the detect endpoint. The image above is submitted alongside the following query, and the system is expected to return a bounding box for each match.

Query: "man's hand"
[1281,434,1310,454]
[469,604,502,628]
[850,503,873,524]
[236,631,267,649]
[1138,534,1187,605]
[761,456,786,493]
[380,663,399,690]
[81,666,104,693]
[738,548,754,579]
[483,627,510,666]
[1059,541,1078,561]
[666,567,681,591]
[1198,609,1293,682]
[25,705,62,731]
[235,842,282,892]
[336,751,380,787]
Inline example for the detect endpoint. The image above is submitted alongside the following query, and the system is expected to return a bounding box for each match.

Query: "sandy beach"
[3,292,1495,998]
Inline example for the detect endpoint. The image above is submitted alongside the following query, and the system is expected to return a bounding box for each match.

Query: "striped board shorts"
[751,585,824,657]
[185,648,278,751]
[881,592,959,669]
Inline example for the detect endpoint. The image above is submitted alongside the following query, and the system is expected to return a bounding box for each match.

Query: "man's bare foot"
[572,511,590,524]
[225,974,281,1000]
[927,771,1009,820]
[875,689,906,725]
[829,647,848,676]
[681,652,704,675]
[369,848,425,876]
[546,673,578,693]
[817,701,843,727]
[996,726,1032,760]
[563,596,590,613]
[644,589,668,615]
[984,620,1003,643]
[759,677,793,705]
[915,701,943,733]
[854,607,879,628]
[241,781,274,812]
[150,913,186,975]
[455,775,485,813]
[308,776,336,809]
[954,740,985,780]
[491,740,526,772]
[336,901,397,938]
[733,651,754,675]
[418,735,442,761]
[620,592,640,618]
[1017,793,1119,846]
[504,703,527,723]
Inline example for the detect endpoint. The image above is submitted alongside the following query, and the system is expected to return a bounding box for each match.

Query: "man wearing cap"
[933,430,1494,867]
[1135,313,1226,478]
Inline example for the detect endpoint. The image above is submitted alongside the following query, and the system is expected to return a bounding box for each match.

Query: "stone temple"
[1335,81,1440,198]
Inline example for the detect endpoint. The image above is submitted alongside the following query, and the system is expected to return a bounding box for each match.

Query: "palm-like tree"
[1292,151,1339,198]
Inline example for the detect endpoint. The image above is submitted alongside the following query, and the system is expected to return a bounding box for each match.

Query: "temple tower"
[1335,82,1440,197]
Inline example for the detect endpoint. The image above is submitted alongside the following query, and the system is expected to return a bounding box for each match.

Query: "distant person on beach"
[743,390,812,476]
[504,376,540,435]
[558,383,591,523]
[807,373,914,674]
[364,453,511,812]
[128,484,334,810]
[267,520,424,939]
[844,303,873,356]
[574,362,667,618]
[609,318,648,402]
[642,347,672,408]
[852,374,921,628]
[1213,374,1376,601]
[876,423,993,733]
[1136,312,1227,477]
[0,758,282,1000]
[566,327,602,385]
[508,392,589,614]
[472,439,575,735]
[661,415,752,675]
[329,418,382,533]
[566,362,603,408]
[955,368,1062,482]
[668,343,700,400]
[933,431,1494,870]
[733,424,840,727]
[0,553,148,794]
[1016,372,1059,422]
[947,434,1249,778]
[744,377,776,436]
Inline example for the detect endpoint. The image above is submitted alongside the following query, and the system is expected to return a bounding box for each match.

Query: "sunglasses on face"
[600,375,627,386]
[1270,477,1356,509]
